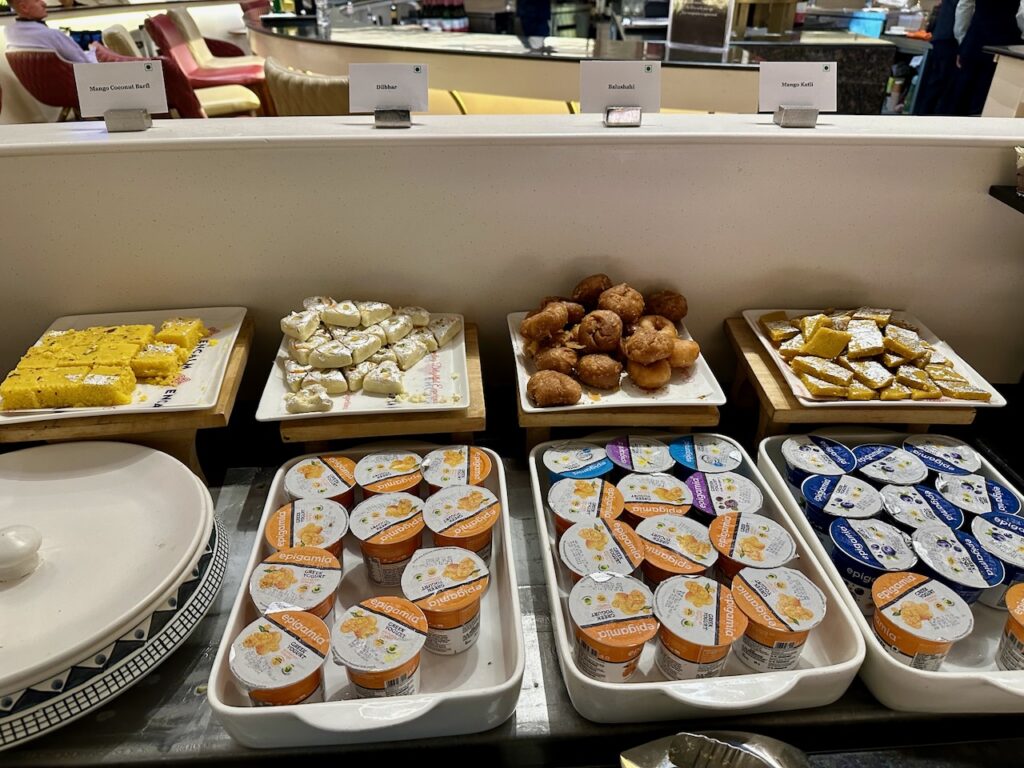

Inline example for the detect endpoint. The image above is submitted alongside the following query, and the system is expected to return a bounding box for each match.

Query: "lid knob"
[0,525,42,582]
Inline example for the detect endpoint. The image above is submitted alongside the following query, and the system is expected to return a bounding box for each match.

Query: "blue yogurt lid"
[802,474,883,521]
[880,484,965,531]
[830,517,917,572]
[912,525,1005,589]
[853,444,929,486]
[669,435,743,474]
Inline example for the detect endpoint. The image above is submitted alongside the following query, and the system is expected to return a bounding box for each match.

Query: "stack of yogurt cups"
[543,435,825,682]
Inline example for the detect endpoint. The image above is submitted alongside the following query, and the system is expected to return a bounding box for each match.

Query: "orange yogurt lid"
[547,477,625,527]
[732,566,826,634]
[401,547,490,614]
[871,571,973,646]
[354,451,423,494]
[569,573,658,649]
[284,456,356,500]
[423,485,501,540]
[332,596,428,673]
[1008,583,1024,627]
[230,610,330,692]
[616,473,693,519]
[350,492,425,546]
[653,575,747,648]
[264,498,349,552]
[559,518,645,578]
[635,514,717,575]
[422,446,492,488]
[248,547,341,615]
[709,513,796,570]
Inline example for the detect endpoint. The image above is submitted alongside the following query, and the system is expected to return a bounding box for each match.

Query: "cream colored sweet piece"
[358,301,393,326]
[345,331,382,364]
[320,299,361,328]
[838,357,893,389]
[302,296,333,312]
[895,365,931,390]
[380,314,414,345]
[362,324,387,345]
[284,383,333,413]
[429,314,463,347]
[846,319,884,359]
[853,307,892,327]
[280,310,320,342]
[827,311,853,332]
[309,340,354,369]
[287,329,329,365]
[369,349,398,365]
[327,325,351,343]
[778,332,805,360]
[363,360,404,395]
[791,355,854,385]
[302,369,349,395]
[284,359,312,392]
[399,306,431,327]
[343,361,376,392]
[393,338,427,371]
[408,328,439,353]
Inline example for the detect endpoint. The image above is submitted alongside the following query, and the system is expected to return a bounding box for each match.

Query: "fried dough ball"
[623,328,674,364]
[669,339,700,368]
[577,310,622,353]
[577,354,623,390]
[636,315,678,337]
[571,274,613,308]
[527,370,582,407]
[645,290,688,322]
[598,283,645,325]
[520,302,569,341]
[541,297,586,325]
[535,347,578,376]
[627,359,672,391]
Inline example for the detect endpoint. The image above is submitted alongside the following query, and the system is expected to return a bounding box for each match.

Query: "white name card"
[579,61,661,114]
[349,63,428,113]
[74,61,167,118]
[758,61,837,113]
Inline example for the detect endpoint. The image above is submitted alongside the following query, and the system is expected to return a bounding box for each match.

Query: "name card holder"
[104,108,153,132]
[604,106,643,128]
[74,61,167,133]
[374,108,412,129]
[772,106,819,129]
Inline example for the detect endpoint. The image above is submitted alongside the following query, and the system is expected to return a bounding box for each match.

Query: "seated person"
[4,0,97,63]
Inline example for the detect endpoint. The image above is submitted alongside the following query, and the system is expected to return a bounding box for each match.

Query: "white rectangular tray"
[0,307,247,425]
[208,443,524,748]
[759,429,1024,713]
[508,312,726,413]
[256,315,470,422]
[528,431,864,723]
[741,309,1006,409]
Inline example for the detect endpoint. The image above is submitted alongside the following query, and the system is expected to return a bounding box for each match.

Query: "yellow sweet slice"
[36,366,91,408]
[797,314,832,341]
[68,365,136,407]
[799,372,848,398]
[838,357,894,389]
[155,317,208,351]
[800,327,852,360]
[926,364,968,384]
[779,332,805,360]
[762,319,800,344]
[112,324,156,346]
[882,352,910,368]
[0,370,42,409]
[883,325,925,360]
[847,380,878,401]
[93,342,142,367]
[827,311,853,332]
[934,381,992,401]
[911,382,942,400]
[846,319,884,359]
[880,382,913,401]
[791,355,854,385]
[912,350,932,368]
[896,365,932,391]
[853,307,893,327]
[131,343,183,379]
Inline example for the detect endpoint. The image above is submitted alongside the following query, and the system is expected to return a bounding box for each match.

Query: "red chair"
[239,0,271,23]
[94,44,260,118]
[144,14,268,101]
[5,50,81,121]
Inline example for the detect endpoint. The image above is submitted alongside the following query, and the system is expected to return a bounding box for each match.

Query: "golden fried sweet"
[519,303,569,341]
[541,297,585,325]
[577,354,623,390]
[644,290,688,322]
[623,328,674,364]
[535,347,578,376]
[669,338,700,368]
[527,370,582,407]
[598,284,645,325]
[636,315,678,337]
[627,359,672,390]
[578,310,623,353]
[571,274,613,308]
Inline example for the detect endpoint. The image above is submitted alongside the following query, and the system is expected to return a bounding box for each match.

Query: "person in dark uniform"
[945,0,1024,115]
[517,0,551,38]
[917,0,960,114]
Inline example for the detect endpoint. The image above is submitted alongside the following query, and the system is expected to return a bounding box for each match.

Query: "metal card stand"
[374,108,412,129]
[104,108,152,132]
[773,106,819,129]
[604,106,643,127]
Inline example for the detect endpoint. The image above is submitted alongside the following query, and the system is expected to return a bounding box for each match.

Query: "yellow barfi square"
[131,343,182,379]
[926,365,968,384]
[779,333,805,360]
[847,380,878,401]
[0,370,42,409]
[798,313,832,341]
[880,382,913,401]
[113,325,156,346]
[799,372,847,398]
[846,320,884,359]
[155,318,208,351]
[896,365,932,391]
[763,319,801,344]
[911,382,942,400]
[838,357,894,389]
[76,365,135,406]
[852,307,892,327]
[882,352,910,368]
[883,325,926,360]
[791,355,854,385]
[94,342,142,366]
[800,326,852,360]
[934,381,992,401]
[37,366,91,407]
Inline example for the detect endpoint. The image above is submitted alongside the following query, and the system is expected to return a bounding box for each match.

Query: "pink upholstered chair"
[5,50,81,121]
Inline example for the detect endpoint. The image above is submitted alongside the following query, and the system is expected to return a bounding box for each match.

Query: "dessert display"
[753,309,998,404]
[274,297,464,414]
[515,274,704,407]
[0,316,208,410]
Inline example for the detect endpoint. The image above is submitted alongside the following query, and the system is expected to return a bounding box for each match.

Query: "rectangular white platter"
[528,431,864,723]
[208,443,525,748]
[256,315,470,422]
[742,309,1006,409]
[0,306,247,425]
[508,312,726,413]
[759,429,1024,713]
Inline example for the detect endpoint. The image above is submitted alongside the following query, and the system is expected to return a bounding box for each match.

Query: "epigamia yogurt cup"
[423,484,502,560]
[935,473,1022,518]
[248,547,341,620]
[616,472,692,528]
[284,455,357,508]
[828,518,916,615]
[880,483,965,533]
[350,492,425,586]
[800,474,882,538]
[685,471,764,523]
[709,513,797,584]
[230,610,330,706]
[547,477,625,538]
[559,518,645,582]
[853,444,929,487]
[971,512,1024,609]
[996,583,1024,671]
[542,441,614,482]
[911,524,1004,605]
[422,445,493,493]
[780,435,856,488]
[401,547,490,655]
[354,451,424,497]
[605,435,675,476]
[668,435,743,476]
[635,514,717,586]
[264,498,349,557]
[903,434,980,475]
